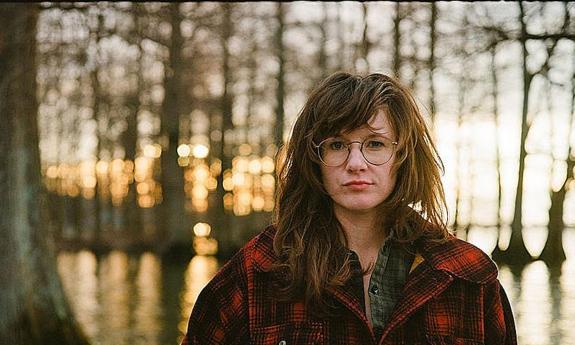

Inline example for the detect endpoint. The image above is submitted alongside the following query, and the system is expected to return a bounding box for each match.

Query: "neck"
[334,205,386,254]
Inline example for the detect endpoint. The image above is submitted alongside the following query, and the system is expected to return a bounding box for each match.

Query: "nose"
[345,142,367,171]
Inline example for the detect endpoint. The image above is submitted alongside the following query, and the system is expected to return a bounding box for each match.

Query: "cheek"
[320,167,339,194]
[375,166,397,195]
[382,168,398,195]
[386,174,397,193]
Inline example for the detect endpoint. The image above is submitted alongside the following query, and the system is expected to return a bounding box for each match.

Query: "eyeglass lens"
[318,136,395,166]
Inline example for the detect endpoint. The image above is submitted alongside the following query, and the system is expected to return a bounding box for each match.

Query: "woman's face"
[319,109,397,216]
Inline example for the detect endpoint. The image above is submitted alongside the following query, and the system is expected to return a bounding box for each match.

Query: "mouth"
[343,181,373,186]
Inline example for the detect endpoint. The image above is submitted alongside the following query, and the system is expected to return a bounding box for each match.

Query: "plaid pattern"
[363,240,414,338]
[182,225,517,345]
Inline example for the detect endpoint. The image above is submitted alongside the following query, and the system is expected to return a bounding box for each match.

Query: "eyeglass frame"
[312,135,398,167]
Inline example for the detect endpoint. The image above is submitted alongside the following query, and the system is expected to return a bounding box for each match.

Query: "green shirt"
[349,239,415,339]
[368,239,415,336]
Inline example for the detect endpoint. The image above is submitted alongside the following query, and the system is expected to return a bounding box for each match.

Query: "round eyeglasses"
[313,135,398,166]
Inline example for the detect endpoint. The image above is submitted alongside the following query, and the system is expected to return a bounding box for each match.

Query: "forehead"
[339,109,394,138]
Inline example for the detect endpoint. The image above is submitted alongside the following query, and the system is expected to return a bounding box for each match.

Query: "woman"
[181,72,517,344]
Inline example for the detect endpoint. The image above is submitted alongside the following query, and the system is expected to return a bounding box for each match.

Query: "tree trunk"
[489,44,505,258]
[246,16,259,155]
[159,3,188,250]
[318,3,329,81]
[213,3,234,257]
[335,4,345,71]
[89,8,104,246]
[539,49,574,265]
[123,2,143,243]
[502,1,533,265]
[358,3,370,74]
[453,57,467,237]
[273,2,286,150]
[428,2,437,130]
[393,2,402,78]
[539,175,569,265]
[0,5,90,344]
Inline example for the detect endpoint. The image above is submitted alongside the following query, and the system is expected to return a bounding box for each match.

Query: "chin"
[337,198,382,212]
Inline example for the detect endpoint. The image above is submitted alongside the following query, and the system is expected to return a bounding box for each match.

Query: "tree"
[488,43,505,258]
[212,2,235,257]
[392,2,403,78]
[121,2,144,239]
[501,2,534,264]
[501,2,567,264]
[335,4,347,72]
[451,9,475,237]
[159,3,189,250]
[0,4,89,344]
[539,92,570,265]
[317,3,329,80]
[539,4,573,265]
[273,2,286,150]
[88,4,105,244]
[428,2,437,129]
[356,3,370,73]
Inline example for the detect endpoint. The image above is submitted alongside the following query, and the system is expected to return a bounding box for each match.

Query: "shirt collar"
[252,225,499,285]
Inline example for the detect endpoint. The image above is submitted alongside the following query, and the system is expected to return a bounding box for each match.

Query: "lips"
[343,180,373,186]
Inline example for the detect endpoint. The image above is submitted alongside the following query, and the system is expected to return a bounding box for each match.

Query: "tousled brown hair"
[272,72,448,314]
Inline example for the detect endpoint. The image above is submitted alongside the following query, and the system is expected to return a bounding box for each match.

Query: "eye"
[366,139,386,149]
[328,140,346,150]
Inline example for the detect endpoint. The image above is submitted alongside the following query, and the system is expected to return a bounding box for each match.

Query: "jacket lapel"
[327,283,376,341]
[379,259,454,342]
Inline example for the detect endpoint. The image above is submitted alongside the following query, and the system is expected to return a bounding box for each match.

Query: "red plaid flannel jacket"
[182,225,517,345]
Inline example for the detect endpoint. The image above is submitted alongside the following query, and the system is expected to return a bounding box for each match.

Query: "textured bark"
[428,2,437,128]
[489,44,505,258]
[123,3,143,239]
[213,3,234,257]
[358,3,370,73]
[318,3,329,80]
[539,65,573,265]
[246,12,259,155]
[159,3,188,249]
[503,1,532,265]
[335,4,346,71]
[539,180,569,265]
[392,3,402,78]
[89,8,104,243]
[0,4,89,345]
[273,2,286,150]
[452,47,468,236]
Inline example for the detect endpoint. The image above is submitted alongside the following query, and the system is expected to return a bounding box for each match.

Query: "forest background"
[1,2,574,345]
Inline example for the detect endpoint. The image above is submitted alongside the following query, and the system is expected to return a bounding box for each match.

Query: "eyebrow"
[334,132,394,141]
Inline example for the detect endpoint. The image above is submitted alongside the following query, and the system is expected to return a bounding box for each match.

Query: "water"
[58,228,575,345]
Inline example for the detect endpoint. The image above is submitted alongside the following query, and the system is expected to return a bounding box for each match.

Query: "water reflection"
[58,231,573,345]
[57,250,99,337]
[560,260,575,345]
[134,253,162,344]
[519,261,552,344]
[501,258,575,345]
[100,251,130,343]
[178,255,220,343]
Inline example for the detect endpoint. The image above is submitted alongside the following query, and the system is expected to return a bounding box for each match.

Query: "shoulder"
[191,225,277,308]
[246,224,278,272]
[211,224,277,280]
[418,234,499,284]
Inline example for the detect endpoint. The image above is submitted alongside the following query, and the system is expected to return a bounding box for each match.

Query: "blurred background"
[1,2,574,345]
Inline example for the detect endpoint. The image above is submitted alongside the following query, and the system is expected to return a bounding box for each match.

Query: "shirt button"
[279,341,287,345]
[370,285,380,295]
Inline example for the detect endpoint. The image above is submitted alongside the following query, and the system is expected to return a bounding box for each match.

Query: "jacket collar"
[252,225,498,285]
[250,225,277,272]
[412,234,498,284]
